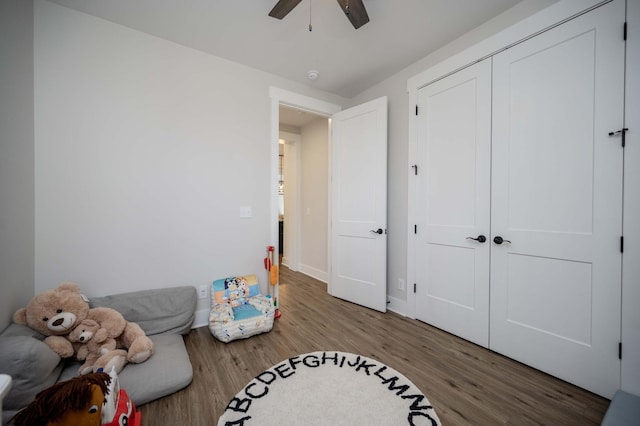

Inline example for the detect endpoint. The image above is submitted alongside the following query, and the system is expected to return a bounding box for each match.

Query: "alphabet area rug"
[217,351,441,426]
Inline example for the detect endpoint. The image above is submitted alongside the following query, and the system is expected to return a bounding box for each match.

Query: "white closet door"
[490,0,624,398]
[415,59,492,347]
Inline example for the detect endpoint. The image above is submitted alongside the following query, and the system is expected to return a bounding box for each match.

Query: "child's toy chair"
[208,275,275,343]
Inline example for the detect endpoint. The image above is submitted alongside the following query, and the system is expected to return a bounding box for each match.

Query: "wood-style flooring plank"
[139,266,609,425]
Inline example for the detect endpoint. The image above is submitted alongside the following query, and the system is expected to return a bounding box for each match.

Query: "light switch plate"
[240,206,252,218]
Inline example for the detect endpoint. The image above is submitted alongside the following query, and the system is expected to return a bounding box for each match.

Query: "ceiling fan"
[269,0,370,30]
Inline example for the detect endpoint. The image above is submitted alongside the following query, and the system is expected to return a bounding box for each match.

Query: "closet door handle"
[493,236,511,245]
[370,228,384,235]
[466,235,486,243]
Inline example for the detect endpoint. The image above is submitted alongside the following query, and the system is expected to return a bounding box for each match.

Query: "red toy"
[265,245,282,319]
[101,367,141,426]
[102,388,140,426]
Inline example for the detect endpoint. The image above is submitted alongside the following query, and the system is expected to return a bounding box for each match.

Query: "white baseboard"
[192,308,209,329]
[299,264,327,283]
[386,295,408,317]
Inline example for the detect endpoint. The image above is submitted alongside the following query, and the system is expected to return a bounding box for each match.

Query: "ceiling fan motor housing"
[269,0,369,30]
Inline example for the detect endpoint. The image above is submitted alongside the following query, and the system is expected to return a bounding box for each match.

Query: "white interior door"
[415,59,492,347]
[330,97,388,312]
[490,0,624,398]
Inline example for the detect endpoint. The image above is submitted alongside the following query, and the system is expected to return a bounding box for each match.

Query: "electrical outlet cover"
[198,285,208,299]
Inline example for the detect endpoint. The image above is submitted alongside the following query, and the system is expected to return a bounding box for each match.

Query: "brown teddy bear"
[13,282,154,368]
[67,318,120,375]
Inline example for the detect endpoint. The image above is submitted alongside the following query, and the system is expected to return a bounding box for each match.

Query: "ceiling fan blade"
[269,0,303,19]
[336,0,369,29]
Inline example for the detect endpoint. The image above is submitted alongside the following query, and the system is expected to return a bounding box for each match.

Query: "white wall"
[0,0,35,331]
[299,117,329,282]
[34,0,347,322]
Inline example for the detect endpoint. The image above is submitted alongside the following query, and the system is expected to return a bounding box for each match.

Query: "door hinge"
[414,224,417,234]
[415,105,419,116]
[609,128,629,147]
[621,236,624,253]
[619,342,622,359]
[413,283,417,293]
[624,22,627,41]
[411,164,418,175]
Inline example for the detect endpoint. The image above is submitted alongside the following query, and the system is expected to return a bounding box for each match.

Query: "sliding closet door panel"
[490,0,624,398]
[415,59,491,347]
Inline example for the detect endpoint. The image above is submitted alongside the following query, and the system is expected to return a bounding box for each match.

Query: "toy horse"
[10,372,111,426]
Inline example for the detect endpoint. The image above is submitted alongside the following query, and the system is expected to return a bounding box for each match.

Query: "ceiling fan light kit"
[269,0,369,30]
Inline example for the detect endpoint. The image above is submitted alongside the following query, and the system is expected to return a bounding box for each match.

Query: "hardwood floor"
[139,266,609,425]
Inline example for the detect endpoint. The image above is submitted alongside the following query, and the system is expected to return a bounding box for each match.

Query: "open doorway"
[278,105,330,282]
[270,88,388,311]
[269,87,341,289]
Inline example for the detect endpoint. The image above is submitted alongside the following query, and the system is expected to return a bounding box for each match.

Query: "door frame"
[406,0,610,320]
[269,87,341,288]
[278,131,301,272]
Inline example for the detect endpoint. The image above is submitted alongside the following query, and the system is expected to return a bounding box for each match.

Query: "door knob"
[370,228,384,235]
[466,235,487,243]
[493,236,511,244]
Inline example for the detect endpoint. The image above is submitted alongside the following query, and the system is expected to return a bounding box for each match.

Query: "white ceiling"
[47,0,555,100]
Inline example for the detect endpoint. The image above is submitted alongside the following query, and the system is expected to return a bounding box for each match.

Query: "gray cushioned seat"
[58,333,192,406]
[601,390,640,426]
[89,286,196,336]
[1,286,197,424]
[0,332,62,413]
